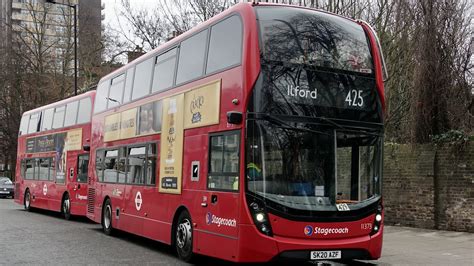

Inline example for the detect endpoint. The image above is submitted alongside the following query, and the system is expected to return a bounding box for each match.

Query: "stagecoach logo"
[76,194,87,200]
[304,225,313,236]
[42,184,47,196]
[205,212,237,228]
[135,191,142,211]
[112,188,122,197]
[206,212,212,225]
[304,225,349,237]
[189,94,204,124]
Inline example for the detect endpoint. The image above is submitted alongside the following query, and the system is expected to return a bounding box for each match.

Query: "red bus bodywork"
[15,91,95,218]
[87,3,385,262]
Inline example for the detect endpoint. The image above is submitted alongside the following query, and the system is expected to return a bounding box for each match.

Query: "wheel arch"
[60,191,70,211]
[171,205,191,247]
[101,196,111,220]
[23,187,30,202]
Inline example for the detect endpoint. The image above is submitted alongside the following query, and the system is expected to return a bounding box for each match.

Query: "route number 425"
[345,90,364,107]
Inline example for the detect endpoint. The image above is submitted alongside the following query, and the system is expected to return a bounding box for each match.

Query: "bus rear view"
[240,5,385,262]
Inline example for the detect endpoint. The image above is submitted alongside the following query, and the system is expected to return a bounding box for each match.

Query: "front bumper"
[237,224,383,262]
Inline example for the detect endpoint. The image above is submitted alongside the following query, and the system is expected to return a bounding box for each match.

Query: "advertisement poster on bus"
[120,108,137,139]
[159,94,184,194]
[26,129,82,182]
[183,80,221,129]
[55,132,67,183]
[137,100,162,135]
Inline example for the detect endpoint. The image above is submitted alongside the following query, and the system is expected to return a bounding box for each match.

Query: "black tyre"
[62,193,71,220]
[102,198,113,235]
[175,211,194,262]
[24,190,31,211]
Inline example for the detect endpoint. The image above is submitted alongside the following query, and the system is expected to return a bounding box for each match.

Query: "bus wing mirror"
[227,112,243,124]
[83,144,90,151]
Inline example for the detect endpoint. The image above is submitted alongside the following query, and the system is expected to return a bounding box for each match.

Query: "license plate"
[310,250,341,260]
[0,191,8,194]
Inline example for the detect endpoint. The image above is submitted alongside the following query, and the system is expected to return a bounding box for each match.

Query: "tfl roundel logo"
[304,225,313,236]
[206,212,212,225]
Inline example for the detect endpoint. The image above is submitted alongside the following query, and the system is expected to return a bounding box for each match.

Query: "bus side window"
[206,15,242,74]
[25,159,35,180]
[176,29,208,85]
[127,146,146,185]
[77,155,89,183]
[49,157,55,181]
[117,148,127,184]
[38,158,50,181]
[21,160,26,179]
[104,150,119,183]
[208,131,240,191]
[34,158,40,180]
[96,150,105,182]
[146,143,157,186]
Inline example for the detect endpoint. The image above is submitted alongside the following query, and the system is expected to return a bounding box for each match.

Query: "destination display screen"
[250,64,382,123]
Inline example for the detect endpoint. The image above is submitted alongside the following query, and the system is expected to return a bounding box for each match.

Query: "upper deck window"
[52,105,65,129]
[19,114,29,135]
[41,108,54,131]
[109,74,125,108]
[27,112,40,134]
[123,67,135,104]
[77,97,92,124]
[152,48,177,93]
[94,82,109,114]
[256,6,373,74]
[64,100,79,127]
[206,16,242,74]
[132,58,154,101]
[176,29,208,85]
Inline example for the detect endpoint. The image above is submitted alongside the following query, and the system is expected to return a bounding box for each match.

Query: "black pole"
[73,4,77,96]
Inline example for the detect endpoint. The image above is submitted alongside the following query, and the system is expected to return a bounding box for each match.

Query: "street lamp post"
[46,0,78,96]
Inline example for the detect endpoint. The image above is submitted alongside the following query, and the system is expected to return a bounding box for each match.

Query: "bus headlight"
[248,200,273,237]
[371,202,383,235]
[375,214,382,222]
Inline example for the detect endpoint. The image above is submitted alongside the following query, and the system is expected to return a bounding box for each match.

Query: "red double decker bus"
[15,91,95,220]
[87,3,387,263]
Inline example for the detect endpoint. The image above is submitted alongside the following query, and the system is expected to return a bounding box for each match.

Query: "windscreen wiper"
[249,113,331,136]
[281,114,383,137]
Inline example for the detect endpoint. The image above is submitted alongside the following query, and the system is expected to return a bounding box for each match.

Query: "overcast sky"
[102,0,157,29]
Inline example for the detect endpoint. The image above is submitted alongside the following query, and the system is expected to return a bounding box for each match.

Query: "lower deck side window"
[208,131,240,191]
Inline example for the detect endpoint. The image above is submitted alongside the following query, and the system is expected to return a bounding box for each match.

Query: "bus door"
[102,149,126,229]
[51,154,66,211]
[198,131,241,258]
[122,146,148,236]
[74,154,89,207]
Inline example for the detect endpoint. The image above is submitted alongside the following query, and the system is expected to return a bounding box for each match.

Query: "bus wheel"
[62,193,71,220]
[175,211,194,262]
[102,199,113,235]
[24,190,31,212]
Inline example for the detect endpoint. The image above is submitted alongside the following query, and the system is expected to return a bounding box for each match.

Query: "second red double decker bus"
[87,3,387,263]
[15,91,95,219]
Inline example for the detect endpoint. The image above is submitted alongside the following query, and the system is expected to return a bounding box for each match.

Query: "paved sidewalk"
[372,225,473,265]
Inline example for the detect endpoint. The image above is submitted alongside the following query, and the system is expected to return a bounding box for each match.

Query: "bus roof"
[99,2,364,85]
[22,90,96,116]
[98,2,255,83]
